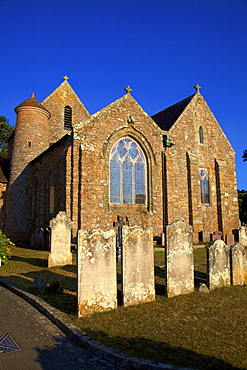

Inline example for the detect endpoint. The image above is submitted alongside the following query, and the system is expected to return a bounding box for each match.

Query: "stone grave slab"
[122,225,155,306]
[48,212,73,268]
[207,239,230,290]
[77,228,117,317]
[231,243,247,285]
[165,220,194,298]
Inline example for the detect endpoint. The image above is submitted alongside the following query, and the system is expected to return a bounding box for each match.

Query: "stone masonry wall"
[164,93,239,243]
[73,94,165,239]
[42,80,90,144]
[28,136,72,237]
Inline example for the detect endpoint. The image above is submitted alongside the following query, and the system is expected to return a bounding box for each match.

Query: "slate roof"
[0,158,10,182]
[151,94,195,131]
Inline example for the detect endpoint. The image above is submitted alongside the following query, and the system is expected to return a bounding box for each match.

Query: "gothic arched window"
[110,137,146,204]
[199,126,204,143]
[64,105,72,130]
[199,168,210,204]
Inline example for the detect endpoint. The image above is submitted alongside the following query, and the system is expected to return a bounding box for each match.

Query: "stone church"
[2,77,239,244]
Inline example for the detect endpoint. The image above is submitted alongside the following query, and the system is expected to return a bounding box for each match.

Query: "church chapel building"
[3,78,239,244]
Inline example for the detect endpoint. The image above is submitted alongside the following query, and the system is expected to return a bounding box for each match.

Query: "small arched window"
[110,137,146,204]
[199,126,204,143]
[64,105,72,130]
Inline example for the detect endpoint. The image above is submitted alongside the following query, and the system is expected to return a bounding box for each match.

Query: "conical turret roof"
[14,93,50,116]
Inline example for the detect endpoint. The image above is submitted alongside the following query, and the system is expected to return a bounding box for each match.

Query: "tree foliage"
[0,116,14,158]
[243,150,247,162]
[238,189,247,225]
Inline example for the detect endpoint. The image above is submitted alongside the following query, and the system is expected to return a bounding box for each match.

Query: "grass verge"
[0,245,246,370]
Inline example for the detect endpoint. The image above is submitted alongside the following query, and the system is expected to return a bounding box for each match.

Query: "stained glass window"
[110,137,146,204]
[199,168,210,204]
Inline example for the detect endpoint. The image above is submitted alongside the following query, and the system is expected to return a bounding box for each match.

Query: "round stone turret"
[10,93,51,184]
[5,94,51,242]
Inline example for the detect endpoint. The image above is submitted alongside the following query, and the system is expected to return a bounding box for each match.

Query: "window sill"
[109,203,147,214]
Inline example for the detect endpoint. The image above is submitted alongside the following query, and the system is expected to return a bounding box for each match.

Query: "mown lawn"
[0,245,246,370]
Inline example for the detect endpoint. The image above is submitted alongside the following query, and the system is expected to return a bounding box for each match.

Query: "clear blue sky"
[1,0,247,189]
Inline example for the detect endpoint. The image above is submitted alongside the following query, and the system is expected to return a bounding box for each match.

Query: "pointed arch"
[110,137,146,204]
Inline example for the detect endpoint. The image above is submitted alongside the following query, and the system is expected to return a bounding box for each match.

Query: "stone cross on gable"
[124,86,132,95]
[194,84,201,93]
[63,75,69,81]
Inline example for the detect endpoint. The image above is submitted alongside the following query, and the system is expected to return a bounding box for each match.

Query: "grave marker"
[122,225,155,306]
[77,228,117,316]
[165,220,194,297]
[207,239,230,290]
[48,212,72,268]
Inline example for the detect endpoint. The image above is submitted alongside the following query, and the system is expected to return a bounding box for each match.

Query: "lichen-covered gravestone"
[207,239,230,290]
[165,220,194,298]
[231,243,247,286]
[122,225,155,306]
[239,226,247,247]
[48,212,73,268]
[77,228,117,317]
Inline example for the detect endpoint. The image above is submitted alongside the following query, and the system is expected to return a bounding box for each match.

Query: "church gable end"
[42,77,90,143]
[72,92,164,237]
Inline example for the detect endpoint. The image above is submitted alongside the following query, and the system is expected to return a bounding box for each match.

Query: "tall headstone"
[207,239,230,290]
[122,225,155,306]
[165,220,194,298]
[77,228,117,317]
[226,234,234,248]
[48,212,72,268]
[239,226,247,247]
[231,243,247,285]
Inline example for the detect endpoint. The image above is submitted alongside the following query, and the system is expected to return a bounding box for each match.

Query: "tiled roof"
[151,94,195,131]
[0,158,10,182]
[14,94,50,115]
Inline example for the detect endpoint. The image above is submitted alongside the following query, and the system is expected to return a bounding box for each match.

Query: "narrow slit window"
[64,105,72,130]
[199,126,204,143]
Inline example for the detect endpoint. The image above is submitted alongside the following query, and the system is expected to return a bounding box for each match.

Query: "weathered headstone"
[122,225,155,306]
[207,239,230,290]
[211,233,222,242]
[77,228,117,317]
[226,234,234,248]
[43,228,51,251]
[239,226,247,247]
[231,243,247,286]
[48,212,73,268]
[165,220,194,298]
[38,228,44,249]
[198,283,209,293]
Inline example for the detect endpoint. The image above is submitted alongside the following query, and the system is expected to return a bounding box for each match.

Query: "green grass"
[1,246,247,369]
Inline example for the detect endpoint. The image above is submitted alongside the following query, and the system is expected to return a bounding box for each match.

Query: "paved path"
[0,286,119,370]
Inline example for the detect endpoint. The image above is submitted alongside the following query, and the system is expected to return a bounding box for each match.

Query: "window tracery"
[110,137,146,204]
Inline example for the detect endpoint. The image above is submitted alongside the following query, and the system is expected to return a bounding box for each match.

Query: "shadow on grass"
[11,255,48,268]
[4,271,77,315]
[77,330,243,370]
[194,270,208,288]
